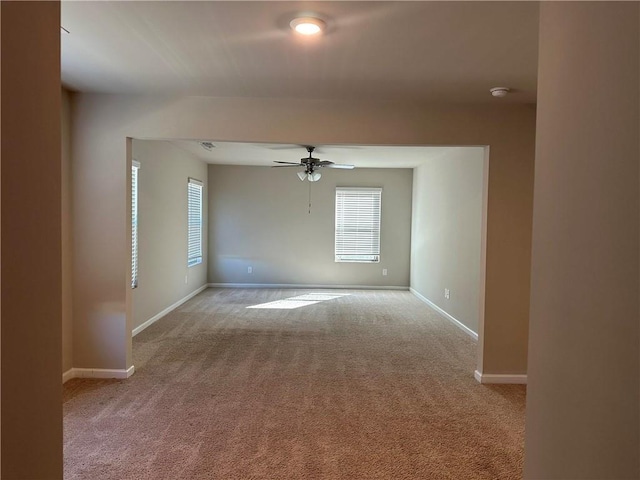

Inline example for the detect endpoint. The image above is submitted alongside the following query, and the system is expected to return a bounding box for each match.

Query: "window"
[131,161,140,288]
[335,187,382,263]
[188,178,203,267]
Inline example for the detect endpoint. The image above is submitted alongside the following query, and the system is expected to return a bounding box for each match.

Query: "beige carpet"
[64,288,525,479]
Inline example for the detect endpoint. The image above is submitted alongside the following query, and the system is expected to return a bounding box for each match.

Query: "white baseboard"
[410,288,478,340]
[63,366,135,383]
[62,368,76,383]
[474,370,527,384]
[207,283,409,290]
[132,284,208,336]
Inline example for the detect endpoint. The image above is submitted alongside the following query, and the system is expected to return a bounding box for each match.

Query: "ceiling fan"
[272,146,354,182]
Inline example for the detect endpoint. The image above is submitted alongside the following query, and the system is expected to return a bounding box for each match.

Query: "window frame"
[334,187,382,263]
[187,177,203,268]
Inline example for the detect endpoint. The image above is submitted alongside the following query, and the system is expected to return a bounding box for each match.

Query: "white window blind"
[188,178,203,267]
[335,187,382,263]
[131,161,140,288]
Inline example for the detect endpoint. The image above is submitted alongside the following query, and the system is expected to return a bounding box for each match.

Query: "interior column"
[0,1,63,477]
[525,3,639,478]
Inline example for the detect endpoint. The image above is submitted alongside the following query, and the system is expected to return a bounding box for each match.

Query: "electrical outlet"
[184,275,188,284]
[247,266,253,274]
[382,268,388,276]
[444,288,450,299]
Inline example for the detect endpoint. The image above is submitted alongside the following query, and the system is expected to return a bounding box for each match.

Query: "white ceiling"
[168,141,472,168]
[61,1,539,104]
[64,2,532,167]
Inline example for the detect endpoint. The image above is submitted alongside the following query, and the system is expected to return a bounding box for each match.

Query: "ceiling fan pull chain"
[308,181,312,214]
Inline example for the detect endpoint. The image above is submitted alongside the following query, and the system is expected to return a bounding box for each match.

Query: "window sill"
[335,255,380,263]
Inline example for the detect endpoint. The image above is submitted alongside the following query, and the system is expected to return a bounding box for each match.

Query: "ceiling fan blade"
[326,164,355,169]
[317,160,334,166]
[272,165,302,168]
[273,161,301,165]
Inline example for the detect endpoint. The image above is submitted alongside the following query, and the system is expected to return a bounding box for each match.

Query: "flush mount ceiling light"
[290,16,326,36]
[490,87,511,98]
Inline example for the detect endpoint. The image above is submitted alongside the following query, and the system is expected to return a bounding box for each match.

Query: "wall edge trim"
[62,366,135,383]
[62,368,75,384]
[474,370,527,384]
[409,287,478,340]
[132,284,208,337]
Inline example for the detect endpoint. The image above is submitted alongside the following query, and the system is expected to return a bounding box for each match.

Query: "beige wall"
[525,2,639,478]
[71,94,535,377]
[132,140,208,331]
[1,2,63,477]
[62,88,73,373]
[411,147,485,334]
[208,165,411,287]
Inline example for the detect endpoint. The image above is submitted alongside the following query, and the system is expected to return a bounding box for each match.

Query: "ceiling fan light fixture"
[290,17,326,36]
[297,171,307,181]
[308,171,322,182]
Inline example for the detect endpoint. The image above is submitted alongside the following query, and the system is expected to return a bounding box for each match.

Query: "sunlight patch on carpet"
[247,293,351,309]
